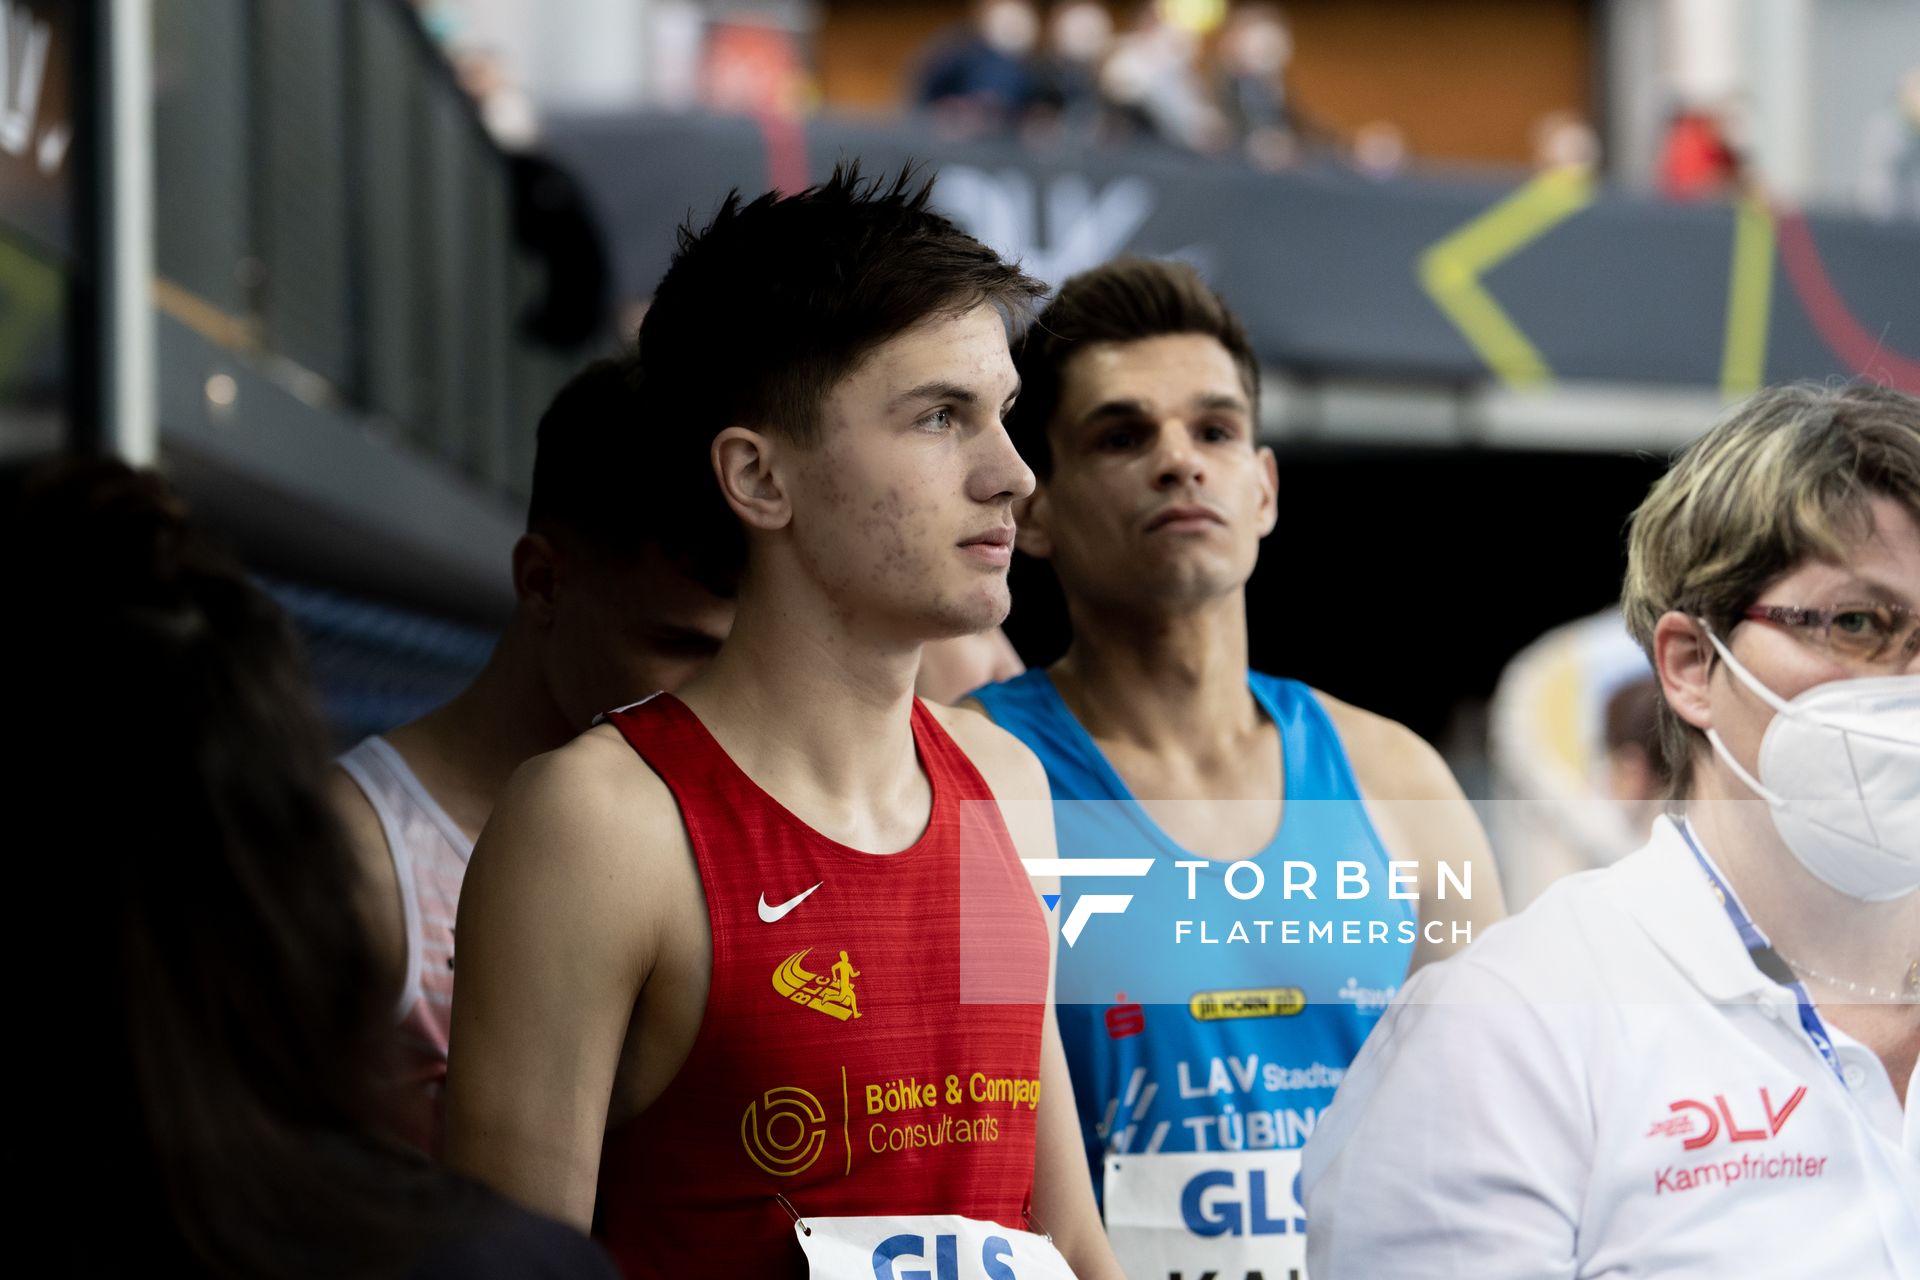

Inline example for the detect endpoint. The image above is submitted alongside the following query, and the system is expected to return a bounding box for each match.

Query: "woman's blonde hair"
[1622,382,1920,793]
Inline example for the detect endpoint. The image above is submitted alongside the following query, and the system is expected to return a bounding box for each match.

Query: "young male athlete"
[334,356,1000,1153]
[968,258,1506,1278]
[332,357,736,1152]
[444,169,1124,1280]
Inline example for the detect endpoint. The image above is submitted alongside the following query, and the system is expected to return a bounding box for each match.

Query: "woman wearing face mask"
[1300,383,1920,1279]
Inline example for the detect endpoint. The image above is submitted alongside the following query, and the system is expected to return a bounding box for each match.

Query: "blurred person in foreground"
[333,355,1005,1152]
[9,459,614,1279]
[1303,383,1920,1277]
[967,258,1504,1278]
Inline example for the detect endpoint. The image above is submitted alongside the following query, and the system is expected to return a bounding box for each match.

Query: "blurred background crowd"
[4,0,1919,916]
[422,0,1920,208]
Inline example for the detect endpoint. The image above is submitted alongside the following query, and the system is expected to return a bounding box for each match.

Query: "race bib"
[1104,1149,1309,1280]
[796,1213,1078,1280]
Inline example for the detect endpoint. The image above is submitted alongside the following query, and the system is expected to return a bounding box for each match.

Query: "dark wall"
[1001,446,1669,744]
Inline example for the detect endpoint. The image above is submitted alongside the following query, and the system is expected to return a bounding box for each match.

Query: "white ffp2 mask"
[1703,627,1920,901]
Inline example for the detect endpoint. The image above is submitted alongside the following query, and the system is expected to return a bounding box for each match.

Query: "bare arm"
[1030,1003,1122,1278]
[329,767,406,1009]
[1317,693,1507,970]
[937,706,1124,1280]
[442,731,660,1227]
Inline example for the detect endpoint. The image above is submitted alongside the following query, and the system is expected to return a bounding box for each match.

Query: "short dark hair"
[526,354,657,548]
[635,162,1047,594]
[1007,257,1259,479]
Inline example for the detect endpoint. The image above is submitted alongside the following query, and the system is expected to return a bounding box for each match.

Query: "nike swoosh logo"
[757,881,823,924]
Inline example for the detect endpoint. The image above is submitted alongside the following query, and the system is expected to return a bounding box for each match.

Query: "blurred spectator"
[1487,607,1659,909]
[1860,66,1920,221]
[411,0,461,46]
[1603,674,1666,834]
[454,48,539,149]
[648,0,707,111]
[8,460,615,1279]
[1530,108,1600,173]
[1352,119,1410,178]
[1659,105,1742,200]
[703,18,812,119]
[916,0,1044,134]
[1216,3,1297,169]
[1031,0,1115,130]
[1101,2,1228,151]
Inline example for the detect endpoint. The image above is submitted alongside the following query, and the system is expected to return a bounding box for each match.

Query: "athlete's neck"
[386,614,578,840]
[1051,589,1259,753]
[671,572,932,853]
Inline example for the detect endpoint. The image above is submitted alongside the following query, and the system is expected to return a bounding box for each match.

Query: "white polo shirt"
[1301,817,1920,1279]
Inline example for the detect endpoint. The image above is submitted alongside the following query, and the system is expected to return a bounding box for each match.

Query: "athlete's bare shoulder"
[329,760,391,865]
[466,724,692,948]
[446,723,697,1218]
[495,721,682,858]
[1307,686,1506,942]
[924,698,1057,870]
[329,764,406,996]
[925,697,1049,805]
[1308,687,1460,801]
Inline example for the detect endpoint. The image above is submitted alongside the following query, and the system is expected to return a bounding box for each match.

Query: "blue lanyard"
[1678,824,1847,1087]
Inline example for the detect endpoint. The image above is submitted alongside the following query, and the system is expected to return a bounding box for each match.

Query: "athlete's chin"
[924,583,1011,637]
[1129,550,1252,601]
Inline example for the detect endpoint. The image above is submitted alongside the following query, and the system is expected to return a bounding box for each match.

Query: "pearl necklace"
[1773,951,1920,1003]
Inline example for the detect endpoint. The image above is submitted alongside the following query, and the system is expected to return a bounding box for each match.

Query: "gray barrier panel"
[547,112,1920,393]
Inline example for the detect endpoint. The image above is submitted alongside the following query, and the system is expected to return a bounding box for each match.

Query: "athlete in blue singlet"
[967,258,1507,1278]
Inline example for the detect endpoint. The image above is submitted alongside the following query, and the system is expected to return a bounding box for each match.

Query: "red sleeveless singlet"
[598,694,1052,1279]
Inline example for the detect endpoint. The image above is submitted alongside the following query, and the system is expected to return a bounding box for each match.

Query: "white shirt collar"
[1609,816,1782,1004]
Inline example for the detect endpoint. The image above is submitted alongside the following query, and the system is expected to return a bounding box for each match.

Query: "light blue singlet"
[971,669,1414,1202]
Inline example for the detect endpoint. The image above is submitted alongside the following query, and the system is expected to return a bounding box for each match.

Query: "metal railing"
[152,0,587,503]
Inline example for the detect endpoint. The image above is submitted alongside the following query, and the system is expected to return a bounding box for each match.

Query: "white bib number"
[796,1213,1078,1280]
[1104,1150,1309,1280]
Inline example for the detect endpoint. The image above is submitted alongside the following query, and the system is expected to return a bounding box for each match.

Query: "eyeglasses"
[1741,602,1920,668]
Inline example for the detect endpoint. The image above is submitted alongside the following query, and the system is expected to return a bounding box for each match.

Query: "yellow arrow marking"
[1417,166,1597,389]
[1719,198,1776,398]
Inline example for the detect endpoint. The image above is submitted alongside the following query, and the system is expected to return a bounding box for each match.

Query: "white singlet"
[337,734,471,1153]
